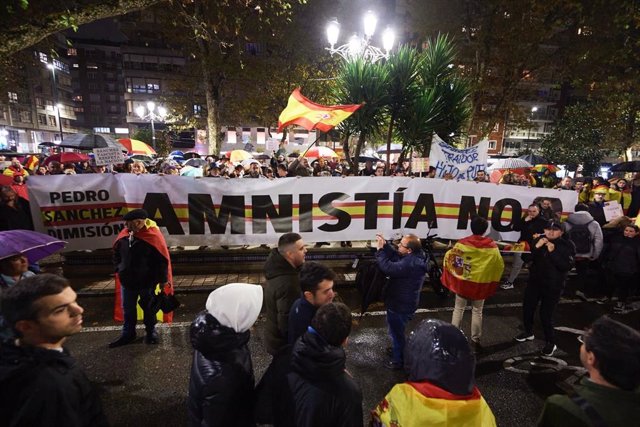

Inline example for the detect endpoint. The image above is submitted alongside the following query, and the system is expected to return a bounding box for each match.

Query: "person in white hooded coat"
[188,283,263,427]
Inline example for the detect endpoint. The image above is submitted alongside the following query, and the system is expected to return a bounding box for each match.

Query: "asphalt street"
[68,280,640,427]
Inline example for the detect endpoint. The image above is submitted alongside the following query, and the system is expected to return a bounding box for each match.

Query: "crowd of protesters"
[1,150,640,426]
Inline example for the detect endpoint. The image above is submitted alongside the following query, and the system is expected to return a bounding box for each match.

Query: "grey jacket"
[564,211,603,259]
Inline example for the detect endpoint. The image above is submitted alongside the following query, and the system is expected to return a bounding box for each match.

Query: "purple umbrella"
[0,230,66,263]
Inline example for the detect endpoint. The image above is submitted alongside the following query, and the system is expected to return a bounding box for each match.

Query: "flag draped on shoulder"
[113,218,174,324]
[442,234,504,300]
[371,382,496,427]
[277,88,362,132]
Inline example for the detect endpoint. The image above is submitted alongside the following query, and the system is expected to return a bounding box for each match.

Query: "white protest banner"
[93,147,125,166]
[27,175,577,251]
[428,134,488,180]
[603,201,623,222]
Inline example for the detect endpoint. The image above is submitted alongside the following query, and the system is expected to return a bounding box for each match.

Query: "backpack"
[354,259,388,315]
[567,221,594,254]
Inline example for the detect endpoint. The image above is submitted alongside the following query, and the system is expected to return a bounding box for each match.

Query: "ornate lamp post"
[325,10,395,63]
[135,101,167,151]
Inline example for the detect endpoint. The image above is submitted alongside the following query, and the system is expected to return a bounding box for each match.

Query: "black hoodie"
[287,330,362,427]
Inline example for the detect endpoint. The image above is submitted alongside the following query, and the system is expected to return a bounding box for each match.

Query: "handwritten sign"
[604,201,623,222]
[428,135,488,180]
[93,147,125,166]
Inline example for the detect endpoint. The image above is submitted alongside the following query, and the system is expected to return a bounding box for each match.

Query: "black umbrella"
[56,133,124,150]
[610,161,640,172]
[38,142,57,147]
[182,151,201,160]
[518,153,547,165]
[355,155,381,163]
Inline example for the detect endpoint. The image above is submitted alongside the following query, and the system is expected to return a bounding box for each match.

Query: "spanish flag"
[442,235,504,300]
[371,381,496,427]
[277,88,362,132]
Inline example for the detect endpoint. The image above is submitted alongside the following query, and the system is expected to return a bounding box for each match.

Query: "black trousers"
[523,282,563,344]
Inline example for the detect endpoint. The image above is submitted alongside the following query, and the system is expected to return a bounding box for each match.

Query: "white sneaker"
[501,281,514,290]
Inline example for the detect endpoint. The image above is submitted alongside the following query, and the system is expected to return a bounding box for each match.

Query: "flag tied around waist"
[277,88,362,132]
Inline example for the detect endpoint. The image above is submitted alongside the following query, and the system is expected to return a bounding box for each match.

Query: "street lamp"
[135,101,167,150]
[47,63,65,142]
[325,11,395,63]
[527,106,539,151]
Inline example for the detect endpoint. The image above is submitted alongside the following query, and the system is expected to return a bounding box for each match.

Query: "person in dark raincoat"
[371,319,496,426]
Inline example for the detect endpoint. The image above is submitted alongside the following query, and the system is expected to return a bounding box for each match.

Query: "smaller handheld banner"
[429,135,488,180]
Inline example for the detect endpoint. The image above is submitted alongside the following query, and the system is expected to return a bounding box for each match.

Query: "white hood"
[205,283,263,333]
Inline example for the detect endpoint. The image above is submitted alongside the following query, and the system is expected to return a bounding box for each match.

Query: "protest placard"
[603,200,624,222]
[411,157,429,173]
[93,147,125,166]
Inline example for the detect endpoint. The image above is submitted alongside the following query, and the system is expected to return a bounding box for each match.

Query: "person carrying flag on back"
[371,319,497,427]
[109,209,173,348]
[442,216,505,353]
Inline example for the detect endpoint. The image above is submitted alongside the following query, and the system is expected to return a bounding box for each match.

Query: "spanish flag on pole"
[371,382,496,427]
[442,235,505,301]
[277,88,362,132]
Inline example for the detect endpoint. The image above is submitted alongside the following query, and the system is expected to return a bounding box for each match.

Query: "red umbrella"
[43,152,90,165]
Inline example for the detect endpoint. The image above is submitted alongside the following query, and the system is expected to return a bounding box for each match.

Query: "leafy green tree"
[168,0,306,155]
[0,0,165,56]
[541,104,604,176]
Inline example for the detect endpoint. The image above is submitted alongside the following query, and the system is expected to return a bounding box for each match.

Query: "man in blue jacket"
[375,233,428,370]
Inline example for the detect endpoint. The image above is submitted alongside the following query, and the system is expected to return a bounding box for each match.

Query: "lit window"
[67,48,77,56]
[7,92,17,103]
[72,63,79,68]
[38,52,48,64]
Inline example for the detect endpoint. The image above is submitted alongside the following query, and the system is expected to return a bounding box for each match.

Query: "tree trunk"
[353,133,366,173]
[385,113,396,174]
[342,133,352,171]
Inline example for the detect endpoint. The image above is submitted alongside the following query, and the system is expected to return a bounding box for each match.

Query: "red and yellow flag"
[277,88,362,132]
[442,235,505,300]
[371,382,497,427]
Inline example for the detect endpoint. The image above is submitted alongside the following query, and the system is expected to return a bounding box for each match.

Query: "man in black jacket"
[0,274,108,426]
[110,209,170,347]
[375,233,428,370]
[287,261,336,345]
[515,220,576,356]
[288,302,362,427]
[264,232,307,355]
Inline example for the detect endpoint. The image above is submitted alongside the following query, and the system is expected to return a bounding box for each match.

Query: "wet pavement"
[67,276,640,427]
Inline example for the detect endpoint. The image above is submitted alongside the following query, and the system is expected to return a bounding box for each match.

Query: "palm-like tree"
[332,58,390,171]
[381,46,423,172]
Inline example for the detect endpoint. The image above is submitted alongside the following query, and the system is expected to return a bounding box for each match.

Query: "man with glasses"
[538,316,640,426]
[375,233,428,370]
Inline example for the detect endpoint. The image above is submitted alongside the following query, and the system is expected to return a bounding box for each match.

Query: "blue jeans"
[121,286,157,337]
[386,309,412,364]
